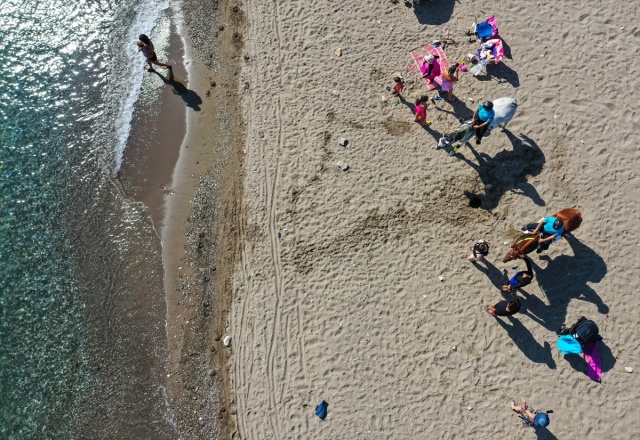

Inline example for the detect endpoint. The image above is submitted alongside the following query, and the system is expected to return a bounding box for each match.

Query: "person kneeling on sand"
[510,399,552,428]
[502,256,533,292]
[485,293,521,316]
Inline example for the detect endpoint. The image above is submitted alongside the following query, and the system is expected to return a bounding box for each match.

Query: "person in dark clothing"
[485,293,522,316]
[502,256,533,292]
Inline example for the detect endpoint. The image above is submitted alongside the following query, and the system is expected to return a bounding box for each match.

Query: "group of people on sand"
[470,213,566,317]
[419,54,460,103]
[391,68,495,146]
[466,212,571,430]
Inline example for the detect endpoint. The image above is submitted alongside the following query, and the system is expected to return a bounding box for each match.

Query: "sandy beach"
[226,0,640,439]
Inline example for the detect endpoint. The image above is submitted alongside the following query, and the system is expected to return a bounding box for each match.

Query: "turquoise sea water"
[0,1,176,438]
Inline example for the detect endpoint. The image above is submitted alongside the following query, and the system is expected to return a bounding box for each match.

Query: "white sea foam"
[111,0,170,176]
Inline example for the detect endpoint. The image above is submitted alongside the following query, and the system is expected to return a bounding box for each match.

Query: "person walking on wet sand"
[502,256,533,292]
[510,399,552,428]
[485,292,521,316]
[137,34,172,72]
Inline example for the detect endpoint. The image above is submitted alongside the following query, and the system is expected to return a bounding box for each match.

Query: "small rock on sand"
[625,367,633,373]
[223,335,232,347]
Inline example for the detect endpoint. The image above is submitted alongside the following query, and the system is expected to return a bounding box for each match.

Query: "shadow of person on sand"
[474,61,520,87]
[472,259,507,291]
[563,340,616,377]
[398,94,443,143]
[411,0,456,25]
[460,130,545,211]
[430,94,473,120]
[532,425,559,440]
[151,69,202,111]
[524,234,609,333]
[495,315,556,369]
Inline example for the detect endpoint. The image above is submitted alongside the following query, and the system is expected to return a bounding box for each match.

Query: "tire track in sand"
[261,1,286,437]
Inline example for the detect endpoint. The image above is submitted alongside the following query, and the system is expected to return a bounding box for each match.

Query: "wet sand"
[119,0,245,438]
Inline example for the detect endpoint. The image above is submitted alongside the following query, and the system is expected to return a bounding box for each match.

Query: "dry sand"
[229,0,640,439]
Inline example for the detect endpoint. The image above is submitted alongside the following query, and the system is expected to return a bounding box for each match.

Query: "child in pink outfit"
[414,97,428,125]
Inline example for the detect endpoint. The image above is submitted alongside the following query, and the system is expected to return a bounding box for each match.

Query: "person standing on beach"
[502,256,533,292]
[414,97,429,125]
[391,76,404,96]
[468,239,490,263]
[137,34,172,72]
[471,101,495,145]
[441,64,459,103]
[485,293,522,316]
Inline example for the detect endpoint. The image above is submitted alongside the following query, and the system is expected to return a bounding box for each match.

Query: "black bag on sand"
[574,319,602,345]
[557,316,602,345]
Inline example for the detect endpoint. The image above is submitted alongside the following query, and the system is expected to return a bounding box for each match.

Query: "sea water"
[0,1,177,438]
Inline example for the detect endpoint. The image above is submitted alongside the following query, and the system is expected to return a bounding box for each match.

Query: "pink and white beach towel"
[408,44,450,90]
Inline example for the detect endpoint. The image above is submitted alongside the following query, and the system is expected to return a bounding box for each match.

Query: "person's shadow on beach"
[411,0,455,25]
[524,234,609,333]
[475,61,520,87]
[398,94,443,142]
[152,70,202,111]
[495,315,556,369]
[460,130,545,211]
[472,259,507,291]
[532,426,559,440]
[430,95,473,120]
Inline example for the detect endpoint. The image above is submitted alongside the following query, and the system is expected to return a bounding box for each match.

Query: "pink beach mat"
[408,44,450,91]
[583,341,603,382]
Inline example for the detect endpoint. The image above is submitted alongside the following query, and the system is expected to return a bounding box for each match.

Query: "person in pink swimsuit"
[441,64,459,102]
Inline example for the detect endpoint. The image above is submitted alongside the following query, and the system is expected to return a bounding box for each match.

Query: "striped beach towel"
[408,44,450,90]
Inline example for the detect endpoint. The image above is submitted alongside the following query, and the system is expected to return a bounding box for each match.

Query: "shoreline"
[117,0,244,437]
[159,0,245,438]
